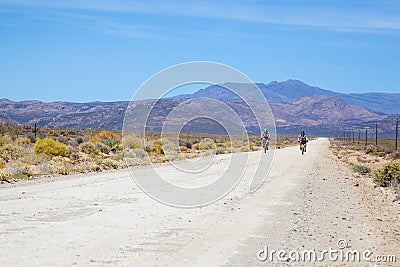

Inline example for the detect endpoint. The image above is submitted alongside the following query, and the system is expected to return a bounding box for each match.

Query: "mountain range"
[177,80,400,114]
[1,80,399,136]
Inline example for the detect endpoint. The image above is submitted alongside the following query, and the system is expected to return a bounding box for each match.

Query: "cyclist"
[261,128,270,152]
[297,131,308,152]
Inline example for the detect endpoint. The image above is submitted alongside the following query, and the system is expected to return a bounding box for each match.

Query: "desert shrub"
[179,140,193,149]
[90,130,121,151]
[179,146,190,153]
[144,145,152,153]
[57,165,71,175]
[11,164,33,179]
[0,144,23,162]
[94,142,111,154]
[391,150,400,160]
[251,145,259,151]
[0,170,12,181]
[216,147,231,154]
[67,139,79,147]
[103,158,119,169]
[223,141,246,148]
[351,164,371,175]
[192,143,200,150]
[217,142,228,148]
[66,146,79,160]
[349,145,363,151]
[0,135,12,146]
[240,146,251,152]
[56,136,69,145]
[192,141,216,150]
[365,146,378,155]
[160,139,178,152]
[21,164,33,177]
[132,148,147,158]
[76,136,84,145]
[0,160,5,169]
[124,135,142,149]
[160,156,169,163]
[224,141,232,147]
[90,162,102,172]
[34,138,66,157]
[112,154,124,161]
[165,154,182,161]
[150,139,164,155]
[373,162,400,187]
[78,142,99,155]
[377,152,386,157]
[15,137,30,146]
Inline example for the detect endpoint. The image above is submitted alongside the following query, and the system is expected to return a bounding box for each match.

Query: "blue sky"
[1,0,400,102]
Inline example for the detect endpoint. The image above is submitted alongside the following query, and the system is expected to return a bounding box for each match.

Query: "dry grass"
[330,137,400,196]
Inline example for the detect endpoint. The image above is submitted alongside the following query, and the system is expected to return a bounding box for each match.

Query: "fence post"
[352,131,355,143]
[358,130,360,146]
[34,122,37,141]
[396,119,399,151]
[375,123,378,146]
[365,129,368,147]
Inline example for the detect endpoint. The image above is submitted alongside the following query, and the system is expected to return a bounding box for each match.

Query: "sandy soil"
[0,138,398,266]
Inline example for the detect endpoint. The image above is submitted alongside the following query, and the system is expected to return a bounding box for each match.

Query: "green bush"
[94,142,111,154]
[90,130,121,151]
[103,158,119,169]
[90,162,102,172]
[34,138,66,157]
[377,152,386,158]
[66,146,79,160]
[373,162,400,187]
[0,170,11,181]
[78,142,99,155]
[57,166,71,175]
[216,147,231,155]
[351,164,371,175]
[21,164,33,177]
[365,145,378,154]
[0,144,22,162]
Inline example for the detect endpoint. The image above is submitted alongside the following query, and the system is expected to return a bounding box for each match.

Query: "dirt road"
[1,138,398,266]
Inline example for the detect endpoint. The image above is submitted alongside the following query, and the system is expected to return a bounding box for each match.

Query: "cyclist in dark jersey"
[297,131,308,152]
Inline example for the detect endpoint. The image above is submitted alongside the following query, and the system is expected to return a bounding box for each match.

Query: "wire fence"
[333,119,399,152]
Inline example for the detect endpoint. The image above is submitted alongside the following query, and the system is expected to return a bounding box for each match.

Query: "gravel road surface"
[1,138,398,266]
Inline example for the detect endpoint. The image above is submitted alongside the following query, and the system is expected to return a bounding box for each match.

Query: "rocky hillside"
[176,80,400,114]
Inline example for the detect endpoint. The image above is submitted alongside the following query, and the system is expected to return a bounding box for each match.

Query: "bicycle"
[300,142,307,155]
[262,138,269,153]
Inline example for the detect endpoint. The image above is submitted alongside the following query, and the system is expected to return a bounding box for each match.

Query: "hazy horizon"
[2,78,400,103]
